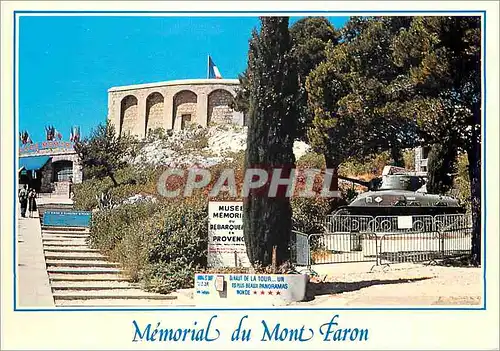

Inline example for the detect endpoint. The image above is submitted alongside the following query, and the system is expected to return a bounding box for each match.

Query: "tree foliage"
[391,16,481,265]
[289,17,339,138]
[232,17,338,140]
[426,142,457,194]
[239,15,481,266]
[306,16,416,195]
[242,17,298,266]
[74,121,136,187]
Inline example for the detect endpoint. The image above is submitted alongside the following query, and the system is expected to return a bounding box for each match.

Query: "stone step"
[42,233,90,239]
[43,229,90,234]
[47,267,122,274]
[42,236,90,241]
[43,242,88,247]
[49,274,130,281]
[43,243,89,248]
[41,226,89,232]
[55,299,192,307]
[42,237,88,242]
[45,259,120,268]
[51,281,139,290]
[52,289,177,300]
[44,247,100,254]
[45,252,106,260]
[42,241,88,246]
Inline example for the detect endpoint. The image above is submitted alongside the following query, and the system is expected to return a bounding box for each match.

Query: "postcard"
[1,1,498,350]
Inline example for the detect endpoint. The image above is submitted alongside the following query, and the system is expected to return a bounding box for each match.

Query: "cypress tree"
[243,17,298,266]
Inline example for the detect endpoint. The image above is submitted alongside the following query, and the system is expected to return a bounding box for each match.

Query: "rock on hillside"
[132,125,311,168]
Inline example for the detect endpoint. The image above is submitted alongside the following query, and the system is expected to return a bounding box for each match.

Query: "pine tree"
[242,17,298,266]
[392,16,481,265]
[74,121,136,186]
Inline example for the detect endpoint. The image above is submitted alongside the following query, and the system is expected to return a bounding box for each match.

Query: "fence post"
[439,230,445,260]
[307,234,313,270]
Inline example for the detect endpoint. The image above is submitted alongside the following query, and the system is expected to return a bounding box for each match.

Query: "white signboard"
[194,273,308,305]
[397,215,413,229]
[208,201,250,268]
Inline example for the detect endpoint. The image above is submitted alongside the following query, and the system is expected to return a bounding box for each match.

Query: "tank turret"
[336,166,465,216]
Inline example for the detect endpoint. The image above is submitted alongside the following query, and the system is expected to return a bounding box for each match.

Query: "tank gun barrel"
[338,175,371,188]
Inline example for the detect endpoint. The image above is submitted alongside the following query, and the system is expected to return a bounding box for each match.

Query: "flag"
[70,126,80,142]
[19,130,31,144]
[55,129,62,140]
[208,56,222,79]
[45,126,55,141]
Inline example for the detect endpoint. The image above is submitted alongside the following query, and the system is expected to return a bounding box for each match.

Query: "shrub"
[291,197,330,234]
[73,165,161,210]
[88,197,208,293]
[453,153,471,211]
[146,127,169,142]
[296,151,325,168]
[339,151,391,177]
[72,178,112,210]
[89,201,159,256]
[403,149,415,170]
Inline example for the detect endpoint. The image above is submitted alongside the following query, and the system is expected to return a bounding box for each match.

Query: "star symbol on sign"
[260,291,265,295]
[253,291,257,295]
[276,291,281,295]
[268,291,273,295]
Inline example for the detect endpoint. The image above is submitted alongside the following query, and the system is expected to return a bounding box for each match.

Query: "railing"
[291,214,472,269]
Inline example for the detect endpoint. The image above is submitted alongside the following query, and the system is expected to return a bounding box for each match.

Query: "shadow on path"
[305,277,432,301]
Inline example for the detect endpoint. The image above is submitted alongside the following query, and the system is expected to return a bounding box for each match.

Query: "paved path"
[17,212,55,308]
[18,195,194,308]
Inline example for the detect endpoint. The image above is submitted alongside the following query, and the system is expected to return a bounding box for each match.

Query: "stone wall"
[40,161,53,193]
[208,89,234,124]
[145,92,165,135]
[108,79,245,138]
[173,90,197,130]
[25,151,82,193]
[51,153,82,184]
[120,95,139,136]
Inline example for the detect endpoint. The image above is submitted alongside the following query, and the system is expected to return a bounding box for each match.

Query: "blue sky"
[19,15,349,142]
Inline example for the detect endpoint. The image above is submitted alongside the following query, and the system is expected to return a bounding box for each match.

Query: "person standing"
[68,177,74,199]
[18,185,28,218]
[28,189,37,218]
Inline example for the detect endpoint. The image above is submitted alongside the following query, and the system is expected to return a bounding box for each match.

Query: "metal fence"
[291,213,472,268]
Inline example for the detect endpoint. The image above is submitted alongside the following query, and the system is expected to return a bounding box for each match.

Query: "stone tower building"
[107,79,244,138]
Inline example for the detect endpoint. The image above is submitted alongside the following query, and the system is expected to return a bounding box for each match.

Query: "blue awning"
[19,156,50,171]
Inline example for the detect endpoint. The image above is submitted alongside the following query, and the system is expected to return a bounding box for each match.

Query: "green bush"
[339,151,391,177]
[291,197,330,234]
[403,149,415,170]
[72,178,112,210]
[88,198,208,293]
[453,153,471,211]
[296,151,325,168]
[145,200,208,293]
[73,165,161,211]
[89,201,159,256]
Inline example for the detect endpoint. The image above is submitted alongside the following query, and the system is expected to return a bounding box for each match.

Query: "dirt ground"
[179,261,482,308]
[295,261,482,307]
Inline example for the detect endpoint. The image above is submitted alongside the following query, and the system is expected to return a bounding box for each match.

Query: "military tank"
[334,166,465,216]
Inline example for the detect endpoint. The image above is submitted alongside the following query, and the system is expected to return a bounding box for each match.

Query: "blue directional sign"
[43,210,92,227]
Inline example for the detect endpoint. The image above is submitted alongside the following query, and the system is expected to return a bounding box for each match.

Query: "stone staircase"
[41,225,192,307]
